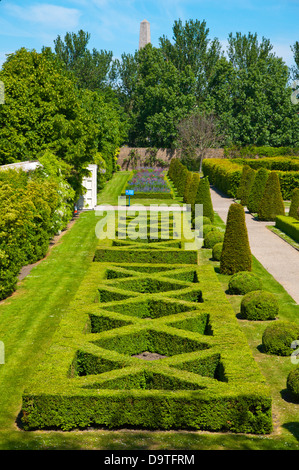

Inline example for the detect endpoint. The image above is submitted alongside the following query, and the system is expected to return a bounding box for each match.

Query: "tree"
[220,203,252,274]
[129,44,196,147]
[208,33,299,147]
[176,111,225,172]
[53,30,113,91]
[291,41,299,80]
[159,19,222,102]
[257,171,285,221]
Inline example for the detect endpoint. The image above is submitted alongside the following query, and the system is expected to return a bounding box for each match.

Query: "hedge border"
[21,238,271,433]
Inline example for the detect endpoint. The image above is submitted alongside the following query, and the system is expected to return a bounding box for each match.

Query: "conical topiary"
[237,165,255,207]
[257,171,285,221]
[220,203,252,274]
[194,176,214,223]
[183,171,193,204]
[189,173,200,208]
[177,166,189,197]
[247,167,269,214]
[289,188,299,220]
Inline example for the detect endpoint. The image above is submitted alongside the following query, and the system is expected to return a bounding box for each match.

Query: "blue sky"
[0,0,298,68]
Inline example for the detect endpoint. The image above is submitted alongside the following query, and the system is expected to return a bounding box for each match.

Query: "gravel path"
[210,186,299,305]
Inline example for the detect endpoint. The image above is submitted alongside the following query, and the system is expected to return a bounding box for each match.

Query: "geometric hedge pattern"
[21,213,272,433]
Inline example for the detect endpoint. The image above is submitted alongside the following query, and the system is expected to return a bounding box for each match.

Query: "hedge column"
[220,203,252,275]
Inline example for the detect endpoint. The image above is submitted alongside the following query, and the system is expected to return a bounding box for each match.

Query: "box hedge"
[21,236,272,433]
[275,215,299,243]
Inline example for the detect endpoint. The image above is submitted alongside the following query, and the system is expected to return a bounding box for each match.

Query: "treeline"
[0,35,127,198]
[110,20,299,150]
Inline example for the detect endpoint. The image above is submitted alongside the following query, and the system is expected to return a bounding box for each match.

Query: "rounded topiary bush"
[202,216,212,225]
[204,230,224,249]
[212,242,223,261]
[262,320,299,356]
[228,271,262,295]
[287,367,299,400]
[202,224,216,237]
[240,290,279,321]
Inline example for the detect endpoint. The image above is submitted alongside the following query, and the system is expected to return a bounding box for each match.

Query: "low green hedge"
[275,216,299,244]
[21,248,272,433]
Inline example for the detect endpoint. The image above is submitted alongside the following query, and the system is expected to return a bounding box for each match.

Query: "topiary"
[237,165,256,207]
[287,366,299,400]
[220,203,252,275]
[183,171,193,204]
[247,167,269,214]
[194,176,214,223]
[228,271,262,295]
[289,188,299,220]
[257,171,285,221]
[240,290,279,320]
[212,242,223,261]
[204,230,224,249]
[262,320,299,356]
[202,224,217,237]
[177,166,189,197]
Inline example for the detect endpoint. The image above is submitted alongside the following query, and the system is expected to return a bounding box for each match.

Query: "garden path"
[210,186,299,305]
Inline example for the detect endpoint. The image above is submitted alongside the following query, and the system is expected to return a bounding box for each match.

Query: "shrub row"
[202,158,299,200]
[275,216,299,244]
[21,236,272,433]
[0,164,74,300]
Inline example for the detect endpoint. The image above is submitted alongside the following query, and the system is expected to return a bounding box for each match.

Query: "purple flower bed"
[127,167,171,193]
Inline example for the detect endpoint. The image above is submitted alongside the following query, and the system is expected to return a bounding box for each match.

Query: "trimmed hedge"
[289,188,299,220]
[228,271,262,295]
[237,165,255,207]
[194,177,214,223]
[21,237,272,433]
[220,204,252,275]
[262,321,299,356]
[275,215,299,244]
[212,242,223,261]
[258,172,285,221]
[240,290,279,321]
[247,167,269,214]
[287,367,299,401]
[202,158,299,200]
[203,230,224,249]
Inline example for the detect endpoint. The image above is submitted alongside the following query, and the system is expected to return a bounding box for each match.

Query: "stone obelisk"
[139,19,151,49]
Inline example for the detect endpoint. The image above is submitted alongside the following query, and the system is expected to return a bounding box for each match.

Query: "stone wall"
[117,147,224,170]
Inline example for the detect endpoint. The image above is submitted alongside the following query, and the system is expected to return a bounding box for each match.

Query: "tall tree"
[53,30,113,91]
[159,19,222,102]
[208,33,299,146]
[129,44,196,147]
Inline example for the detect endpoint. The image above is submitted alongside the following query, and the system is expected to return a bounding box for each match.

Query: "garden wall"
[118,147,225,170]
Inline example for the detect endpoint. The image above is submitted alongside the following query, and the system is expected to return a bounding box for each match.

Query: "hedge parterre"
[21,216,272,433]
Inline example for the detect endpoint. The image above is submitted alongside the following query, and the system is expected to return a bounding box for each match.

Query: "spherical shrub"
[212,242,223,261]
[262,321,299,356]
[228,271,262,295]
[287,366,299,400]
[202,216,212,225]
[204,230,224,249]
[202,224,216,237]
[240,290,279,321]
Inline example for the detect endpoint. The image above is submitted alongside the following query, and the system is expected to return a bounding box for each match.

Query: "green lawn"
[0,172,298,449]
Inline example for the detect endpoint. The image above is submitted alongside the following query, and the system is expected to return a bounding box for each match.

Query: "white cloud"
[4,3,81,29]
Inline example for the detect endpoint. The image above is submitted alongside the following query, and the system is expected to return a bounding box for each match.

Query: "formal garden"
[0,19,298,450]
